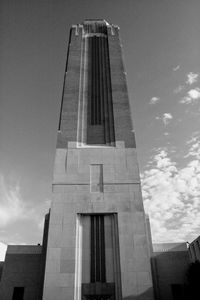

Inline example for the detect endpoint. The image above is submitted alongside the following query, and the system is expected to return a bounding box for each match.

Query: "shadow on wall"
[123,287,154,300]
[151,243,190,300]
[186,260,200,300]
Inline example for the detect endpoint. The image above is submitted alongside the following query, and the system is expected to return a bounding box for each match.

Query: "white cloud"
[142,147,200,243]
[155,113,173,125]
[0,175,26,227]
[186,72,199,85]
[36,199,51,230]
[0,174,50,229]
[150,97,160,104]
[174,85,184,94]
[180,88,200,104]
[180,96,192,104]
[162,113,173,125]
[188,88,200,99]
[173,65,180,71]
[186,132,199,145]
[0,242,7,261]
[185,132,200,159]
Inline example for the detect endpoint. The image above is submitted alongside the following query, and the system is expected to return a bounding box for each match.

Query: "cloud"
[173,65,180,71]
[180,88,200,104]
[0,242,7,261]
[0,174,50,229]
[162,113,173,125]
[188,88,200,99]
[142,147,200,243]
[174,85,184,94]
[0,175,26,227]
[34,199,51,229]
[185,132,200,159]
[155,113,173,125]
[150,97,160,104]
[186,72,199,85]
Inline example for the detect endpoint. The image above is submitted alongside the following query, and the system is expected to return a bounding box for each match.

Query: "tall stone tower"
[43,20,154,300]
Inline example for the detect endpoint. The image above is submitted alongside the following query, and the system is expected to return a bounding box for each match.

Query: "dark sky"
[1,0,200,252]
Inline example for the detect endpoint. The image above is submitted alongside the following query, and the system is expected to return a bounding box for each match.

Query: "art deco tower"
[43,20,154,300]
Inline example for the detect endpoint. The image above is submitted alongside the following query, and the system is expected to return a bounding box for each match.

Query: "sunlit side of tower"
[43,20,154,300]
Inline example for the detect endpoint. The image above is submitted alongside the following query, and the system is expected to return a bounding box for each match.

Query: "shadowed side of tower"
[43,20,154,300]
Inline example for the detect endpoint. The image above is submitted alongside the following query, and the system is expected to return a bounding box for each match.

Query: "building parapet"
[7,245,42,254]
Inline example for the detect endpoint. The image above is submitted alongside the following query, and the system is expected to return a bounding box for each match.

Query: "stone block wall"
[43,143,154,300]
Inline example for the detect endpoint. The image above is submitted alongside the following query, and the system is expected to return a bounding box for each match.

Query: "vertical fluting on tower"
[78,21,115,146]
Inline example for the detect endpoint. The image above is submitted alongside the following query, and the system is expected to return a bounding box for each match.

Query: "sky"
[1,0,200,260]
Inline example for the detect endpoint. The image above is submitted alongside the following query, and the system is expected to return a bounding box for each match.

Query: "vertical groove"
[102,38,110,144]
[97,38,99,125]
[91,216,95,282]
[104,38,111,144]
[96,216,100,281]
[101,37,106,144]
[98,38,102,126]
[90,215,106,284]
[88,37,92,127]
[74,215,83,300]
[91,37,93,125]
[99,216,102,280]
[91,37,95,125]
[97,38,101,125]
[105,38,115,144]
[113,214,123,300]
[95,37,98,125]
[100,38,106,144]
[100,216,106,282]
[94,37,97,125]
[83,36,90,144]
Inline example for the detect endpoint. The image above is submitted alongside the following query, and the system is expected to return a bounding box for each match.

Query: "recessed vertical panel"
[100,216,106,283]
[90,215,106,283]
[112,214,122,300]
[82,216,91,283]
[90,216,95,283]
[80,213,122,300]
[74,215,83,300]
[90,164,103,192]
[86,35,115,146]
[77,22,115,146]
[105,215,114,282]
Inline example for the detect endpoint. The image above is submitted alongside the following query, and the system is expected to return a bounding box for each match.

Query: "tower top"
[81,20,110,35]
[82,19,110,25]
[58,19,134,148]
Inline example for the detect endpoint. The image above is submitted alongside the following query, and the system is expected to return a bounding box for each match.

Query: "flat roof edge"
[7,245,42,254]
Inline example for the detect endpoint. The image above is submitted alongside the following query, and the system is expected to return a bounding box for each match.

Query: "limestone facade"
[43,20,154,300]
